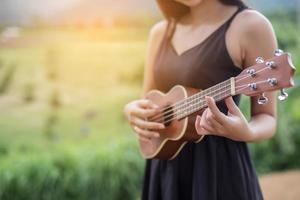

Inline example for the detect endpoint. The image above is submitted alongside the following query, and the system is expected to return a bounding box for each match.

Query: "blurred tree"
[45,48,59,81]
[267,11,299,50]
[297,0,300,30]
[44,89,62,141]
[0,59,3,69]
[0,63,17,95]
[50,89,62,109]
[23,81,35,103]
[44,46,63,141]
[44,111,60,142]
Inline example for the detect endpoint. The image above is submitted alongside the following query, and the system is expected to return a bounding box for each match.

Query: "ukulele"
[140,50,296,160]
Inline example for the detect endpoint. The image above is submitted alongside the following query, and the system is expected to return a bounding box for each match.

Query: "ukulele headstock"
[234,49,296,103]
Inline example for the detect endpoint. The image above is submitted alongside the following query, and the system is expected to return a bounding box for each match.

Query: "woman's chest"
[153,37,241,92]
[171,23,219,56]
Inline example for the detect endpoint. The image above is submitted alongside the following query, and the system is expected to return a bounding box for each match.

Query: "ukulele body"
[140,85,204,160]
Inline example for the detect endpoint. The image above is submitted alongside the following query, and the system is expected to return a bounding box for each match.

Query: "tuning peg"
[248,83,257,91]
[246,69,256,77]
[278,89,288,101]
[256,57,265,64]
[258,93,268,105]
[267,78,278,86]
[266,61,277,69]
[274,49,284,56]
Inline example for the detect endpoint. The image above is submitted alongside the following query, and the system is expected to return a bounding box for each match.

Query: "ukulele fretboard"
[175,78,234,119]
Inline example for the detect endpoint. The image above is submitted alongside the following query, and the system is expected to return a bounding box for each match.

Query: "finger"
[138,135,152,143]
[195,115,208,135]
[225,97,241,116]
[139,99,159,109]
[131,117,165,130]
[133,126,160,138]
[205,108,218,125]
[200,122,215,134]
[205,96,227,124]
[195,115,204,134]
[199,109,213,135]
[205,109,224,131]
[131,107,160,119]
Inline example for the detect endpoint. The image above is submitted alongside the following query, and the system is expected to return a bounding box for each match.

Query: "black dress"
[142,6,264,200]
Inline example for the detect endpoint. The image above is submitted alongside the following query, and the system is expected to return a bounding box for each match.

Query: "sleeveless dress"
[141,6,264,200]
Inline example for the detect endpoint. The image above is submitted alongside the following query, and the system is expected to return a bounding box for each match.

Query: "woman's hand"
[195,96,254,142]
[124,99,165,142]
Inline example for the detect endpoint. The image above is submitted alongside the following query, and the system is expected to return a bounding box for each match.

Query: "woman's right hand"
[124,99,165,142]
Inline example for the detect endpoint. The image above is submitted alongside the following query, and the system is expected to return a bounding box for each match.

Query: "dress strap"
[165,5,248,40]
[165,18,177,42]
[226,5,249,27]
[153,18,177,69]
[157,18,176,51]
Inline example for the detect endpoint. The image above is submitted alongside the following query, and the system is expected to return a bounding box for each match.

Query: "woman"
[124,0,277,199]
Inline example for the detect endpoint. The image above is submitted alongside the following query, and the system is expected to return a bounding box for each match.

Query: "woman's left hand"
[195,96,254,142]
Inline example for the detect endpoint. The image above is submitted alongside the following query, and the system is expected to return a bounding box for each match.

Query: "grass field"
[0,26,151,154]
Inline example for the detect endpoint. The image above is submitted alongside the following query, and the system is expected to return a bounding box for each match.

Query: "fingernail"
[160,124,165,129]
[155,133,160,138]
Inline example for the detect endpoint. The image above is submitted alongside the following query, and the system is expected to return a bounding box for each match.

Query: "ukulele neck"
[176,78,235,119]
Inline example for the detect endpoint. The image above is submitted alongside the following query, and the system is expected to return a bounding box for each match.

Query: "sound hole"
[162,104,174,127]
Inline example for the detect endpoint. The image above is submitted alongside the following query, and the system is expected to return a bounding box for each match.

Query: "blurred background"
[0,0,299,199]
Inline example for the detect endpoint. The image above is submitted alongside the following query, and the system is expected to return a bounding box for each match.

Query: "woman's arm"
[142,20,167,96]
[195,10,278,142]
[124,21,167,142]
[238,10,278,141]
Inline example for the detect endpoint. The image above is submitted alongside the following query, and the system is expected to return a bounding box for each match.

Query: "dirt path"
[260,170,300,200]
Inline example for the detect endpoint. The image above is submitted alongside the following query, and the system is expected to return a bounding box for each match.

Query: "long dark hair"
[156,0,246,20]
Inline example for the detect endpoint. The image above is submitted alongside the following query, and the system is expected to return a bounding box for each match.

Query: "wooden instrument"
[140,50,296,160]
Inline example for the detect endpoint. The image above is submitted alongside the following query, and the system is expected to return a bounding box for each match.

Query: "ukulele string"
[157,88,233,124]
[235,65,270,84]
[153,87,232,123]
[235,79,270,89]
[148,65,271,122]
[152,86,230,123]
[148,79,230,121]
[162,78,271,124]
[161,77,271,125]
[159,84,250,125]
[149,81,231,122]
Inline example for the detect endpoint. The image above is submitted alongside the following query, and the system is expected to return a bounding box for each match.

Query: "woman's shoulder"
[149,20,168,42]
[145,20,169,59]
[232,9,275,39]
[226,9,277,68]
